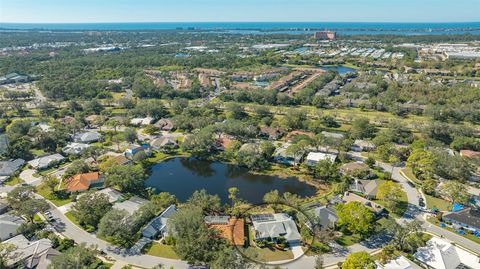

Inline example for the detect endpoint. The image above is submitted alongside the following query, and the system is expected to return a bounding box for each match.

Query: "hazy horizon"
[1,0,479,24]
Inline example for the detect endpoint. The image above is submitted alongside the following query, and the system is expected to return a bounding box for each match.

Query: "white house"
[413,237,480,269]
[130,117,154,126]
[376,256,421,269]
[73,131,101,143]
[62,142,90,155]
[251,213,301,245]
[305,152,337,166]
[28,154,65,170]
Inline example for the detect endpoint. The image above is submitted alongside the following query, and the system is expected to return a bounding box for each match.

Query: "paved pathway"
[19,169,43,186]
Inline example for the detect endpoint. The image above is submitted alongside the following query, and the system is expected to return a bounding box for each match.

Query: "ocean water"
[1,22,480,35]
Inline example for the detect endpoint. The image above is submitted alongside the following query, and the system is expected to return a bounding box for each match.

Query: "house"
[342,192,385,215]
[205,216,245,246]
[251,213,302,245]
[130,117,154,126]
[376,256,421,269]
[112,155,132,166]
[65,172,105,193]
[85,115,107,127]
[150,136,178,151]
[0,159,25,183]
[2,235,53,268]
[96,187,123,203]
[442,208,480,232]
[413,236,480,269]
[214,137,234,151]
[113,196,148,214]
[0,133,7,155]
[26,247,61,269]
[340,162,373,178]
[154,118,175,131]
[273,144,304,166]
[259,126,284,140]
[74,131,101,143]
[125,144,150,157]
[305,152,337,166]
[0,213,26,241]
[0,199,9,214]
[460,150,480,158]
[28,154,65,170]
[352,139,376,152]
[350,179,380,199]
[142,205,177,239]
[62,142,90,155]
[321,131,345,140]
[0,72,31,84]
[306,205,338,230]
[57,116,77,125]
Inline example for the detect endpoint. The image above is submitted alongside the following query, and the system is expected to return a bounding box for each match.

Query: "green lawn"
[400,168,422,186]
[146,242,179,259]
[36,186,72,207]
[425,195,451,212]
[336,233,363,246]
[428,217,480,245]
[242,246,294,262]
[3,176,23,186]
[65,211,80,226]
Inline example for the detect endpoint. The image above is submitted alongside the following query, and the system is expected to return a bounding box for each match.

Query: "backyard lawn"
[425,195,451,212]
[36,185,72,207]
[145,242,179,259]
[3,176,23,186]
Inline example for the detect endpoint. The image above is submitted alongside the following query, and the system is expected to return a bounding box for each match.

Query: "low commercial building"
[251,213,301,245]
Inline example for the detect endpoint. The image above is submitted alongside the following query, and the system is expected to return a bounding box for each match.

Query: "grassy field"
[145,242,179,259]
[425,195,451,212]
[428,217,480,245]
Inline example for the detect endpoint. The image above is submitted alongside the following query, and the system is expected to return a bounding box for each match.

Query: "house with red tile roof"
[65,172,104,193]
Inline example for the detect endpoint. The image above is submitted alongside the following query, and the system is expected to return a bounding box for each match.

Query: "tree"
[314,255,324,269]
[314,160,339,181]
[365,157,376,168]
[384,219,425,252]
[123,128,137,144]
[407,149,435,180]
[260,141,276,160]
[336,202,375,237]
[378,244,397,265]
[187,190,222,213]
[49,244,99,269]
[63,160,90,179]
[376,181,403,210]
[105,164,146,193]
[182,129,215,158]
[422,178,437,195]
[228,187,240,207]
[168,206,225,264]
[342,251,375,269]
[150,192,177,213]
[71,192,112,229]
[440,180,469,205]
[211,247,252,269]
[0,243,18,268]
[350,117,376,139]
[263,190,281,204]
[16,199,49,222]
[97,209,136,247]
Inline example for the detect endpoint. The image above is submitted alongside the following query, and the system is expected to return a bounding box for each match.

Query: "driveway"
[19,169,43,186]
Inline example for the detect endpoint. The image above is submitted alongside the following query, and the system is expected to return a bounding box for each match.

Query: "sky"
[1,0,479,23]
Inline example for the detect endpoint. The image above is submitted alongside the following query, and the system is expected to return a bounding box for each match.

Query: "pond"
[145,158,317,204]
[320,65,357,75]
